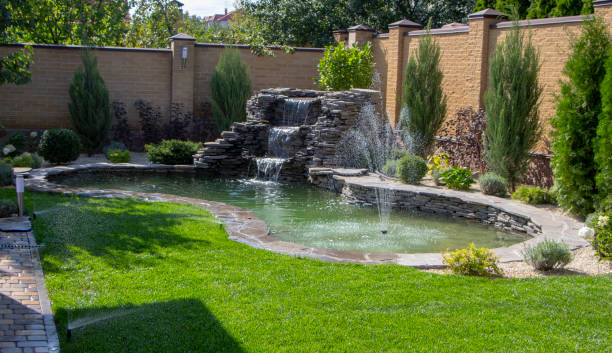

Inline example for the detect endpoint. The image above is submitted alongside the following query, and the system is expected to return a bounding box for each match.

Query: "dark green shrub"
[68,50,112,156]
[210,48,252,132]
[440,166,475,191]
[103,141,127,158]
[10,152,43,169]
[396,154,428,184]
[7,132,27,153]
[316,41,374,91]
[107,149,131,163]
[38,129,81,164]
[381,159,397,177]
[145,140,201,165]
[522,239,574,271]
[479,172,508,197]
[443,243,503,277]
[592,213,611,260]
[484,20,542,191]
[552,18,610,217]
[0,163,14,186]
[400,30,447,158]
[511,186,556,205]
[596,47,612,213]
[0,199,17,218]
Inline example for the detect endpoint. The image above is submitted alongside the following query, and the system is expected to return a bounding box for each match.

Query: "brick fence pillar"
[385,19,423,126]
[333,29,349,44]
[594,1,612,28]
[347,24,375,48]
[170,33,196,113]
[465,9,507,109]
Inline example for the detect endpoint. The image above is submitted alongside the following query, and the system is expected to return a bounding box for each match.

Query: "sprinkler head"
[381,229,388,234]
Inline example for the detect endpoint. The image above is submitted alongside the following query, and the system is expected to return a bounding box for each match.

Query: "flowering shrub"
[592,213,612,260]
[443,243,503,277]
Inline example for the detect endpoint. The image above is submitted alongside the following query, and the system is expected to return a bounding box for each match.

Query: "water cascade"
[255,99,311,181]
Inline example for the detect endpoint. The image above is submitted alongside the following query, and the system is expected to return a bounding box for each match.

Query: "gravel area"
[424,245,612,278]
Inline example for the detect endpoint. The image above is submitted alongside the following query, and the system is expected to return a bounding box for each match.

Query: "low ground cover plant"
[439,166,474,190]
[522,239,574,271]
[443,243,503,277]
[103,141,127,158]
[6,152,43,169]
[0,163,14,186]
[479,172,508,196]
[592,213,611,260]
[511,186,556,205]
[107,149,131,163]
[396,154,427,184]
[0,199,17,218]
[145,140,201,165]
[38,129,81,164]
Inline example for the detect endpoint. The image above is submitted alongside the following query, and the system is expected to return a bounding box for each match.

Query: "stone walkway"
[0,219,59,353]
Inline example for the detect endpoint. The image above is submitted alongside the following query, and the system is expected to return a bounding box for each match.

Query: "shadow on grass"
[30,196,215,272]
[55,298,244,353]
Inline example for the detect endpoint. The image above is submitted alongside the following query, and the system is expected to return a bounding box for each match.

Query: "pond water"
[55,173,529,254]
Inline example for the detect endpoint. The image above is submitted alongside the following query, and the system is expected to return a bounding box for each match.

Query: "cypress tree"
[595,48,612,212]
[484,21,542,191]
[210,48,252,132]
[68,50,112,156]
[400,29,447,158]
[552,17,610,217]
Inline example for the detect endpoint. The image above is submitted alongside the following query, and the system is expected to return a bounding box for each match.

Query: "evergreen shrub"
[38,129,81,164]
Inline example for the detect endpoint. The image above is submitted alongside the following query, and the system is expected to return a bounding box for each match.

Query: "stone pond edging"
[23,163,589,268]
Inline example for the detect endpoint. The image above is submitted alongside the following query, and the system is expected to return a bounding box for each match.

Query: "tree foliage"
[595,48,612,212]
[0,0,31,85]
[484,22,542,191]
[316,42,374,91]
[210,48,252,132]
[68,50,112,156]
[400,31,447,158]
[239,0,475,47]
[475,0,593,19]
[552,18,610,217]
[127,0,183,48]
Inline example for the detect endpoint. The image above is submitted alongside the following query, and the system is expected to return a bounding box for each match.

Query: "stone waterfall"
[255,99,311,181]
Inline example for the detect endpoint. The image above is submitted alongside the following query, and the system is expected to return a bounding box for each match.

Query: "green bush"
[479,172,508,197]
[7,132,27,153]
[484,20,542,191]
[107,149,131,163]
[443,243,503,277]
[439,166,474,190]
[0,199,17,218]
[10,152,43,169]
[68,50,112,156]
[316,41,374,91]
[552,18,610,217]
[400,30,447,158]
[522,239,574,271]
[145,140,201,165]
[596,47,612,213]
[210,48,252,132]
[38,129,81,164]
[0,163,14,186]
[381,159,397,177]
[592,213,611,260]
[103,141,127,158]
[511,186,556,205]
[396,154,428,184]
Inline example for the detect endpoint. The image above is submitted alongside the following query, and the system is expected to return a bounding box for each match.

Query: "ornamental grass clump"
[396,154,428,184]
[479,172,508,196]
[443,243,503,277]
[522,239,573,271]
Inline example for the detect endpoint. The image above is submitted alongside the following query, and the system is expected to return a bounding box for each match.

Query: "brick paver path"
[0,223,59,353]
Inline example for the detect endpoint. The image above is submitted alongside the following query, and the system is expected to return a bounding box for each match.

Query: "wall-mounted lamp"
[181,47,188,69]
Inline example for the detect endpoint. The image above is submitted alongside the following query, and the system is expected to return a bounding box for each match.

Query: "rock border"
[24,163,589,268]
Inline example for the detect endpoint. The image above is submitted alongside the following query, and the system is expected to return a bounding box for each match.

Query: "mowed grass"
[3,189,610,352]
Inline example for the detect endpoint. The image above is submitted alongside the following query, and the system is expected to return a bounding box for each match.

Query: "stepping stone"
[0,217,32,232]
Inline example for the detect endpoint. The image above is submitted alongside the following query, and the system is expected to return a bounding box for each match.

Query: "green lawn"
[4,189,610,352]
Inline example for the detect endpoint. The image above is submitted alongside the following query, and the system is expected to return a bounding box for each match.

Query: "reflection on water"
[55,173,529,253]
